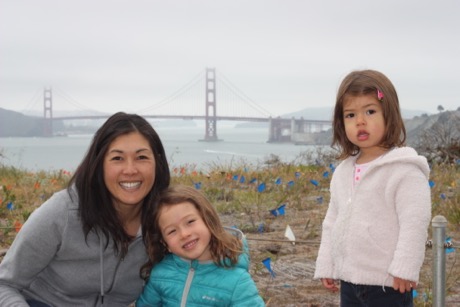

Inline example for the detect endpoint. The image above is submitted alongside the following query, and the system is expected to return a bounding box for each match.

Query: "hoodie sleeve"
[313,192,338,279]
[387,160,431,282]
[0,191,69,306]
[313,160,346,280]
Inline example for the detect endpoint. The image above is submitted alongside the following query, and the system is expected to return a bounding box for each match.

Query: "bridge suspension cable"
[216,71,273,118]
[21,88,43,112]
[53,87,101,113]
[135,70,205,116]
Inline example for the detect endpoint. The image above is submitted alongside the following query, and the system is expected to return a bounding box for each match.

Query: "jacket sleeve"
[387,164,431,282]
[0,192,67,306]
[231,270,265,306]
[135,275,161,307]
[313,176,339,280]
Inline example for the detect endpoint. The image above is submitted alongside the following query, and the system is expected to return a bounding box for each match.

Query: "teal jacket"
[136,251,265,307]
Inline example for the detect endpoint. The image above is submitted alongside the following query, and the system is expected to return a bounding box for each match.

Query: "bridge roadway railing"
[49,115,332,143]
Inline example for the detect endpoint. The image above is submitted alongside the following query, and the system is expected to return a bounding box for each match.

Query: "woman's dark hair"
[68,112,170,257]
[332,69,406,159]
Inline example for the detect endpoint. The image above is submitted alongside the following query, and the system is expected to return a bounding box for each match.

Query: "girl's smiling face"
[159,201,212,262]
[343,95,388,162]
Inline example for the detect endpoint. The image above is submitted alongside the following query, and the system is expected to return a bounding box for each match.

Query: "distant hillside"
[0,108,199,137]
[236,107,431,128]
[310,109,459,146]
[0,108,44,137]
[280,107,430,121]
[0,108,66,137]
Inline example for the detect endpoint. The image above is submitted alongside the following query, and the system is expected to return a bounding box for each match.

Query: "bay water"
[0,125,322,172]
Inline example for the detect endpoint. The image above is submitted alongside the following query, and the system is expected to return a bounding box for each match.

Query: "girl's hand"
[393,277,416,293]
[321,278,339,292]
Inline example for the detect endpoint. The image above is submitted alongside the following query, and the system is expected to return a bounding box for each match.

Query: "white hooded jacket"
[314,147,431,287]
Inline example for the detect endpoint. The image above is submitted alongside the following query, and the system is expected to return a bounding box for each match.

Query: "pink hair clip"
[377,89,384,101]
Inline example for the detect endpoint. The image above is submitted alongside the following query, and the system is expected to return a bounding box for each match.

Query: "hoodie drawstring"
[100,237,105,305]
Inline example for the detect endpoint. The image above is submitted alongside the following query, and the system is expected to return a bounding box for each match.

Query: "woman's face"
[103,132,156,212]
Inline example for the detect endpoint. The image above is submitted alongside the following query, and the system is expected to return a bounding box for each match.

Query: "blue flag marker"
[310,179,319,187]
[239,175,246,183]
[429,180,435,188]
[257,223,264,233]
[232,175,239,181]
[257,183,266,193]
[323,171,329,178]
[249,178,257,184]
[329,163,336,172]
[412,289,418,298]
[316,196,323,204]
[6,202,14,210]
[275,178,282,185]
[270,204,286,217]
[446,237,455,254]
[262,258,276,277]
[277,204,286,215]
[295,172,301,178]
[287,180,294,188]
[194,182,202,190]
[440,193,446,200]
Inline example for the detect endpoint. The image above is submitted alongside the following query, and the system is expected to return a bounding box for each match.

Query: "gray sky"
[1,0,459,117]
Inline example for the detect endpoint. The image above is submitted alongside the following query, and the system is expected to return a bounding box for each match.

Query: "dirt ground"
[1,203,458,306]
[222,205,460,307]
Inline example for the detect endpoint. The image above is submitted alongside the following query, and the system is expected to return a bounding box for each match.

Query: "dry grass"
[1,159,459,306]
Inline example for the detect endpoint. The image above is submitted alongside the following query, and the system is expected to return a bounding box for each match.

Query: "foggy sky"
[1,0,459,116]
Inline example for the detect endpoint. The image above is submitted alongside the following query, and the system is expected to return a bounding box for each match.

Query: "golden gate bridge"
[39,68,331,143]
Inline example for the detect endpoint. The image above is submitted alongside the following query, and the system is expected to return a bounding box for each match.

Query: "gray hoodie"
[0,188,148,306]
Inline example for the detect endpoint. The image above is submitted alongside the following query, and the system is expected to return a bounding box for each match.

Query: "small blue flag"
[287,180,294,188]
[429,180,435,188]
[262,257,276,277]
[446,237,455,254]
[257,183,266,193]
[295,172,301,178]
[270,204,286,217]
[239,175,246,183]
[249,178,257,184]
[6,202,14,210]
[257,223,264,233]
[412,289,418,298]
[194,182,202,190]
[316,196,323,204]
[275,178,282,185]
[323,171,329,178]
[329,163,336,172]
[440,193,446,200]
[232,175,239,181]
[310,179,319,187]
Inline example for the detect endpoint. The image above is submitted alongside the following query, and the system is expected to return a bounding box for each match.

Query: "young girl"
[314,70,431,306]
[136,185,265,307]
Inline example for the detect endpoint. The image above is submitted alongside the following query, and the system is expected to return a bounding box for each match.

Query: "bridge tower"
[43,87,53,137]
[202,67,219,141]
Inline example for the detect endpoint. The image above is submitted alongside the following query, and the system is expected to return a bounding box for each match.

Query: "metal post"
[432,215,447,307]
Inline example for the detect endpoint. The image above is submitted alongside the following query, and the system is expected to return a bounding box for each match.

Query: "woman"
[0,112,170,306]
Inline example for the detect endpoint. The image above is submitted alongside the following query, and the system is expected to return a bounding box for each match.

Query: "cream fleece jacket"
[314,147,431,287]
